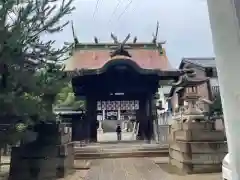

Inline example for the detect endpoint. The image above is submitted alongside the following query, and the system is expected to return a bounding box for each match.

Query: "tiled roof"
[169,57,215,98]
[65,43,171,71]
[183,57,216,68]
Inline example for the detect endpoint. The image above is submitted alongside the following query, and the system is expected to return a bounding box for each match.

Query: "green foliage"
[209,94,223,116]
[55,83,85,110]
[0,0,75,143]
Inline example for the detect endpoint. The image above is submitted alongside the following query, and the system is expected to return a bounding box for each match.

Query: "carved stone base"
[8,123,75,180]
[169,121,227,174]
[8,143,75,180]
[169,157,222,174]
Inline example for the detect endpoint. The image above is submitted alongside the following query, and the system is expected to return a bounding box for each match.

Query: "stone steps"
[75,147,167,153]
[75,143,167,150]
[74,142,169,159]
[74,149,169,159]
[74,145,167,151]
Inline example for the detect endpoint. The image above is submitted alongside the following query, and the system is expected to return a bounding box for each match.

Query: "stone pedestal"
[8,123,75,180]
[169,121,227,174]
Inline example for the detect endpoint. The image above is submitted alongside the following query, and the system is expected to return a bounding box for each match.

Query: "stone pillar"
[97,109,104,134]
[207,0,240,178]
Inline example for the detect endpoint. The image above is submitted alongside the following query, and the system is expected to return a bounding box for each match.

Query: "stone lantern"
[171,72,209,123]
[168,70,227,174]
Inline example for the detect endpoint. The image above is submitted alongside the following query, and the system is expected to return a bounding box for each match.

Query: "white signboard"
[96,100,139,110]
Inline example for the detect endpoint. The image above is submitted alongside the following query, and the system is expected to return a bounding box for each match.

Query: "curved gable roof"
[65,43,172,71]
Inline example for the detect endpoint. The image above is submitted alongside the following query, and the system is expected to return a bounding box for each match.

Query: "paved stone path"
[85,158,167,180]
[84,158,221,180]
[0,156,221,180]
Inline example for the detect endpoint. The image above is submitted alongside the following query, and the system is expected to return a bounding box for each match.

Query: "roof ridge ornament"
[110,33,132,58]
[152,21,159,44]
[111,33,119,44]
[71,21,79,45]
[133,36,137,43]
[152,21,167,54]
[151,21,166,44]
[94,36,99,44]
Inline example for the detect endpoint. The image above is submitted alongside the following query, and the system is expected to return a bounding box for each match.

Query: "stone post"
[207,0,240,179]
[97,109,104,134]
[122,118,127,132]
[97,120,103,133]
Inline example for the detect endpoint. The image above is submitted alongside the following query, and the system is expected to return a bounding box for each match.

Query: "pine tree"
[0,0,75,144]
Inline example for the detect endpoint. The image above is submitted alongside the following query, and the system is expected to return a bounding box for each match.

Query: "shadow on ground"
[156,162,187,176]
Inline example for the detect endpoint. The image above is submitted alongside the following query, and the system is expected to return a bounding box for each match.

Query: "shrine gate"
[65,36,184,142]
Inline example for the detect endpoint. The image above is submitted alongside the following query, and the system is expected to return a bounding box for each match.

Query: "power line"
[117,0,133,21]
[93,0,101,19]
[108,0,122,23]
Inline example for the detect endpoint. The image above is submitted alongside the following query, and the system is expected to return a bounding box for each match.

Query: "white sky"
[42,0,215,68]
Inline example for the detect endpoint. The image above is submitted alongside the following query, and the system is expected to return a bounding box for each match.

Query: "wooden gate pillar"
[71,116,82,142]
[136,95,147,140]
[86,95,97,143]
[146,94,154,141]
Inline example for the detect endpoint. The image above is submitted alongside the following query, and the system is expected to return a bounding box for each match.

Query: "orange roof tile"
[65,44,171,71]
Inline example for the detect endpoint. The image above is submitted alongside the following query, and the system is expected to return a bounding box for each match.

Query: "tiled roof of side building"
[169,57,215,98]
[182,57,216,68]
[65,43,173,71]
